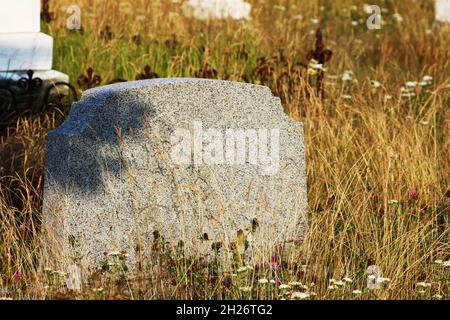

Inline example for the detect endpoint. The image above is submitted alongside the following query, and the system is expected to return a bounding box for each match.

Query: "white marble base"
[0,32,53,71]
[0,0,41,33]
[436,0,450,22]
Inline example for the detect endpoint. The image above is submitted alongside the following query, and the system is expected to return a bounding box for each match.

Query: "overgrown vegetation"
[0,0,449,300]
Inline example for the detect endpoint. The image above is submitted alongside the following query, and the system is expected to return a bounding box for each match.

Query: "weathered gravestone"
[43,79,308,271]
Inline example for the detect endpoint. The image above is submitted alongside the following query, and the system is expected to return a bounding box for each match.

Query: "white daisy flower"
[343,277,353,283]
[376,277,391,284]
[393,13,404,22]
[291,292,310,299]
[416,282,431,288]
[371,80,382,88]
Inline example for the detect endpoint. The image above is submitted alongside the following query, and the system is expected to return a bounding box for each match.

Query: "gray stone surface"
[42,78,308,271]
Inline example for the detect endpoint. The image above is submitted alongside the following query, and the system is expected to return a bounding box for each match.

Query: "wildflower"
[343,277,353,283]
[432,294,442,300]
[237,266,252,273]
[342,70,353,82]
[353,289,362,294]
[434,260,443,265]
[13,272,22,280]
[377,277,391,284]
[405,81,417,89]
[237,267,247,273]
[309,59,325,71]
[384,95,393,100]
[269,279,276,284]
[92,287,104,292]
[239,286,252,292]
[401,92,416,98]
[371,80,382,89]
[258,278,269,284]
[288,281,304,287]
[293,14,303,21]
[334,280,345,286]
[363,4,373,14]
[408,189,418,201]
[422,75,433,84]
[388,199,399,204]
[342,95,352,100]
[279,284,291,290]
[351,21,358,26]
[393,13,404,22]
[328,285,336,290]
[270,258,280,270]
[416,282,431,288]
[291,292,310,300]
[310,18,320,24]
[443,261,450,267]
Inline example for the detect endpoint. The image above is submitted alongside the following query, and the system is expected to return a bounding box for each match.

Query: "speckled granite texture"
[42,78,308,270]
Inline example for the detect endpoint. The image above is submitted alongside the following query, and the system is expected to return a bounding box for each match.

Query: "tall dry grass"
[0,0,448,299]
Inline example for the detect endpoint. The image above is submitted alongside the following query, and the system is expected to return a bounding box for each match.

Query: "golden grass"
[0,0,448,299]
